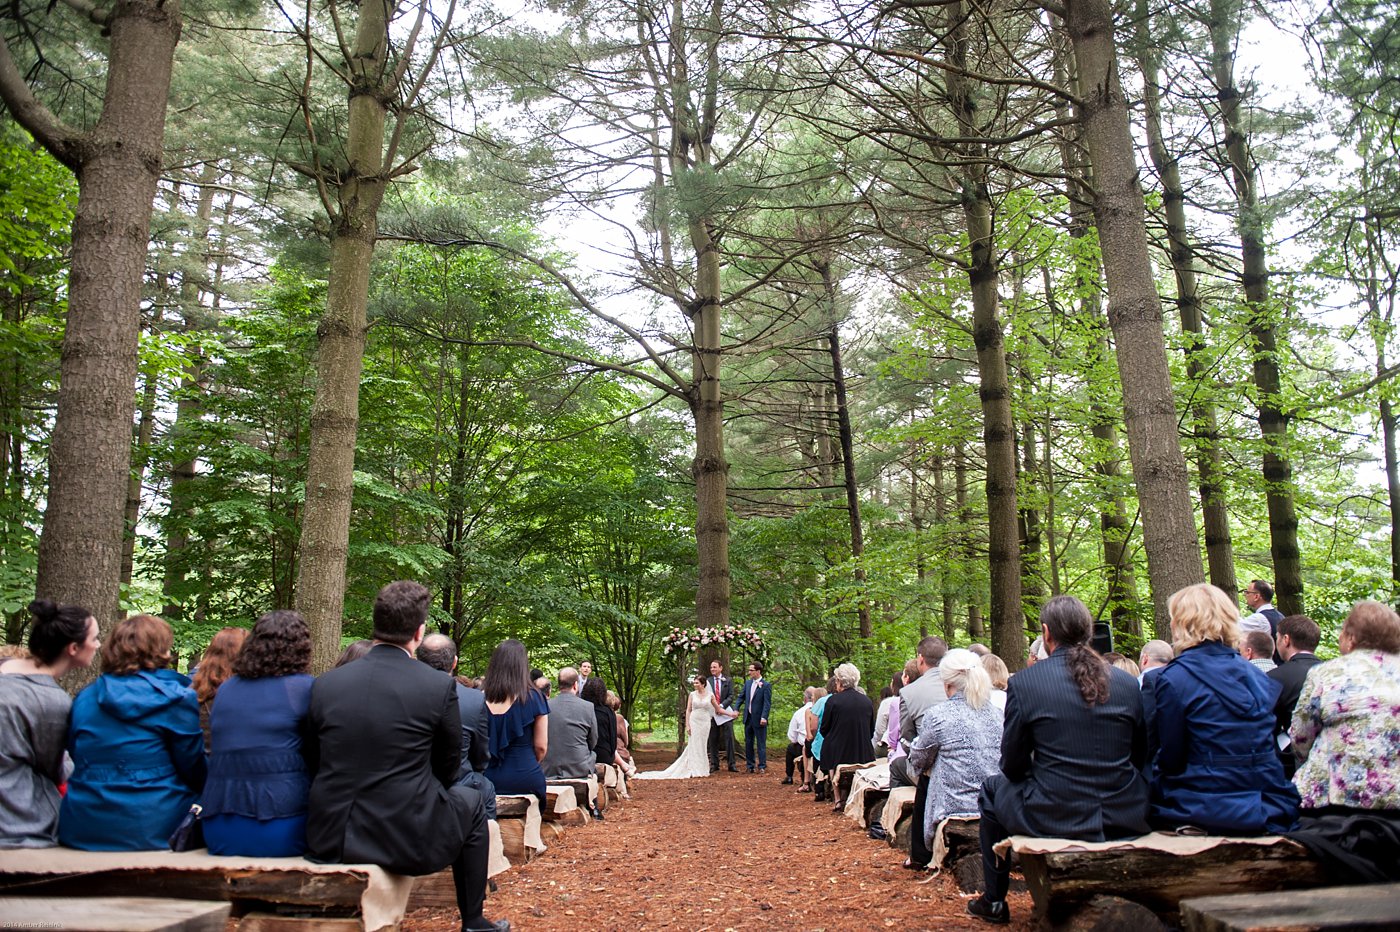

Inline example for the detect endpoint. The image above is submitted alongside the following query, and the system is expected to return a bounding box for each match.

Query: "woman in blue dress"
[482,639,549,801]
[60,614,206,850]
[202,610,315,856]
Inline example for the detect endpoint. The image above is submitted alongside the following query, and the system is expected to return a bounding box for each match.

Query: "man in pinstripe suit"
[968,596,1150,925]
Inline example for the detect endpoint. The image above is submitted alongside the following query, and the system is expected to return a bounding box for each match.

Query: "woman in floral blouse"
[1290,600,1400,810]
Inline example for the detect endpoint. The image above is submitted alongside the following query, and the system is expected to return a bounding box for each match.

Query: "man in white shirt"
[1239,580,1283,637]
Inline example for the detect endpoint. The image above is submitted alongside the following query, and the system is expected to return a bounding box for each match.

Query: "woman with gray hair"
[818,663,876,811]
[907,648,1003,859]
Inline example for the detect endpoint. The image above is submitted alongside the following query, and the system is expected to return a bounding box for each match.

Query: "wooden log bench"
[406,818,511,912]
[880,785,918,851]
[548,775,599,813]
[0,848,414,931]
[0,895,232,931]
[544,784,589,826]
[493,795,547,866]
[1000,832,1329,927]
[840,762,890,828]
[834,761,878,807]
[1179,883,1400,932]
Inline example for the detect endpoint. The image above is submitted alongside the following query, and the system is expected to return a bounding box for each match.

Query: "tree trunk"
[688,216,730,632]
[162,168,223,622]
[933,453,957,641]
[121,303,163,590]
[1018,420,1045,633]
[947,2,1022,663]
[295,0,393,672]
[1206,0,1303,615]
[1061,0,1205,632]
[826,319,870,638]
[1132,0,1237,601]
[0,0,183,687]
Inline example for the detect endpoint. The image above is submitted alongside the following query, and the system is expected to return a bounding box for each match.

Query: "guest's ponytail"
[1039,595,1110,706]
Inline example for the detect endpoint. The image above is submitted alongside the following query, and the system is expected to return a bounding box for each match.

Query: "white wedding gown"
[636,688,716,780]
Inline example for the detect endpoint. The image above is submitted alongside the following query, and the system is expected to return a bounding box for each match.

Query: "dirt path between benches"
[402,742,1034,931]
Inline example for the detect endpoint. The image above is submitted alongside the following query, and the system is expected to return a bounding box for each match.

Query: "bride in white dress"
[636,674,723,780]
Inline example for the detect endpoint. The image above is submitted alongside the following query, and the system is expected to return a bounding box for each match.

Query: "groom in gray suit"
[706,660,738,772]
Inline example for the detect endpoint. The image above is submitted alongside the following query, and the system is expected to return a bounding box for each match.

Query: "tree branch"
[0,36,83,169]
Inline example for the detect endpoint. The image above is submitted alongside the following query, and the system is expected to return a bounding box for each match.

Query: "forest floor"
[402,742,1035,931]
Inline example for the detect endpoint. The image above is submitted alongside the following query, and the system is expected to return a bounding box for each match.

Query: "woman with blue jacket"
[60,614,206,850]
[1148,584,1299,835]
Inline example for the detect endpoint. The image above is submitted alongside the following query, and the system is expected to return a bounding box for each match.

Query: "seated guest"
[1291,600,1400,811]
[1138,638,1174,722]
[0,600,100,848]
[1268,614,1323,778]
[581,676,615,819]
[61,614,206,850]
[203,610,314,856]
[1241,630,1277,673]
[608,691,636,788]
[306,581,507,932]
[482,640,549,801]
[981,654,1010,711]
[530,667,551,698]
[908,649,1002,859]
[971,596,1149,925]
[806,678,836,800]
[800,685,827,794]
[1148,584,1299,835]
[543,667,596,784]
[417,633,496,820]
[192,626,248,753]
[819,662,876,811]
[784,687,814,786]
[1106,653,1141,678]
[333,639,372,668]
[873,673,900,757]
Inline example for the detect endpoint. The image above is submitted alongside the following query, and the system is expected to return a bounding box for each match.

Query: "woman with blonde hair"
[1147,583,1298,834]
[908,648,1002,857]
[981,653,1010,711]
[192,627,249,753]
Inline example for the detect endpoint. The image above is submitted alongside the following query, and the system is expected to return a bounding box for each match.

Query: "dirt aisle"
[404,744,1034,931]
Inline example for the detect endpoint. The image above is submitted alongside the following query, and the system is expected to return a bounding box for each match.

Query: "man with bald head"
[416,633,496,819]
[544,667,597,781]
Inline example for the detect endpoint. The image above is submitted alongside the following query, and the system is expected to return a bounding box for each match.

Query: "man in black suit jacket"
[1268,614,1323,778]
[970,596,1149,926]
[307,581,509,932]
[705,660,738,771]
[417,632,497,821]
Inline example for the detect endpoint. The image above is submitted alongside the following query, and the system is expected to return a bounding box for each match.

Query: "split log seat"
[998,832,1328,926]
[834,761,878,806]
[880,785,918,851]
[547,775,599,813]
[0,895,231,931]
[406,819,511,912]
[1179,883,1400,932]
[543,785,589,826]
[840,762,890,828]
[493,795,547,866]
[0,848,413,932]
[597,763,626,806]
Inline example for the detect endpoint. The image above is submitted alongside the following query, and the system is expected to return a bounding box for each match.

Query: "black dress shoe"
[781,778,793,785]
[728,766,739,772]
[710,765,719,772]
[463,919,510,932]
[967,897,1010,925]
[746,767,755,773]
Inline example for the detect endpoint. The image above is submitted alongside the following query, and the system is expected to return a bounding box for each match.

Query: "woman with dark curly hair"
[201,610,315,855]
[192,627,248,753]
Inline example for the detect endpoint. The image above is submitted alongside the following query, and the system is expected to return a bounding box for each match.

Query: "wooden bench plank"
[0,896,231,932]
[1015,838,1328,925]
[1180,883,1400,932]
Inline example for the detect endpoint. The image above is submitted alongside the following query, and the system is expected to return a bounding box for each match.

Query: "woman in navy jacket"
[1149,584,1299,835]
[60,614,206,850]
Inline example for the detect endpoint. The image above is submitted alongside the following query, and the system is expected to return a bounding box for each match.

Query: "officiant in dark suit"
[739,661,773,772]
[706,659,737,772]
[306,581,509,932]
[968,595,1149,926]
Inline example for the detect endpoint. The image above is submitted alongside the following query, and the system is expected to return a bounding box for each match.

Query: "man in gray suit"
[891,635,947,869]
[969,596,1148,925]
[543,667,597,781]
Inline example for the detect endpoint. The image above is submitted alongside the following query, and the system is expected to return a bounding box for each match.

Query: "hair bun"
[27,598,58,622]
